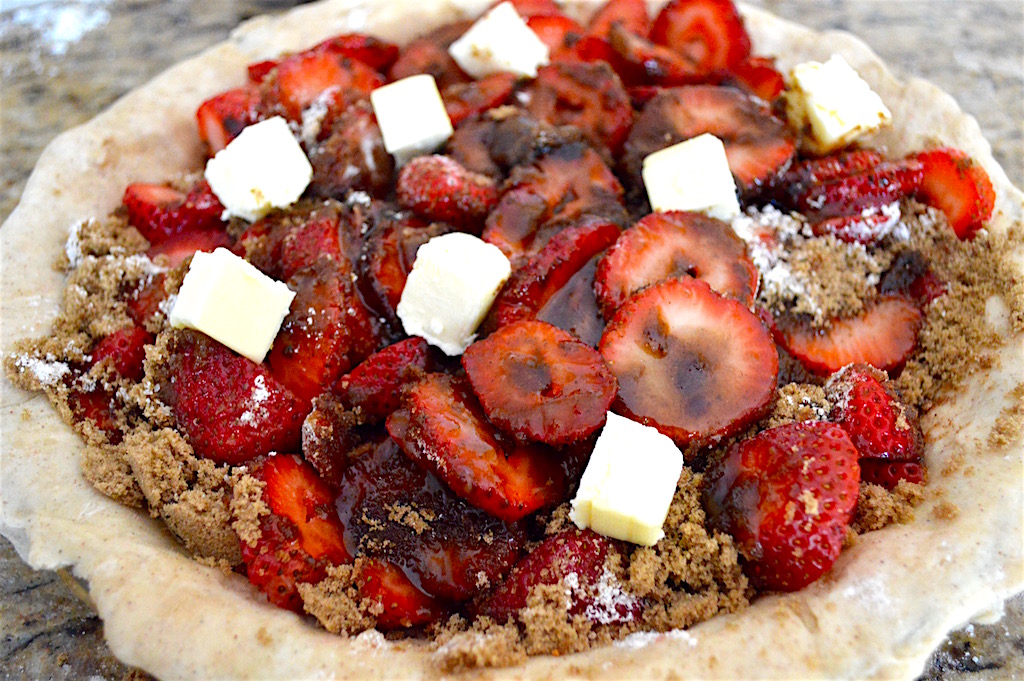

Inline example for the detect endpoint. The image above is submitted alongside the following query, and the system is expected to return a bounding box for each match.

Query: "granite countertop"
[1,1,1021,679]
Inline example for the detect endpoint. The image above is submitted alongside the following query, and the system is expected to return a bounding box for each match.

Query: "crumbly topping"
[850,481,926,534]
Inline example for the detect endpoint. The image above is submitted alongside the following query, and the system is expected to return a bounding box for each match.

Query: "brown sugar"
[850,481,925,534]
[989,383,1024,448]
[298,562,376,635]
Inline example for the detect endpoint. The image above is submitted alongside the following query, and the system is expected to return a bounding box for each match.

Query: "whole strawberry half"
[825,363,923,461]
[704,420,860,591]
[161,330,306,464]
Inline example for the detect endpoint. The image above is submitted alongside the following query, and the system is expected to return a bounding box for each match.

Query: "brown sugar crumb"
[932,499,961,521]
[81,443,144,508]
[627,468,749,631]
[850,480,925,534]
[230,471,270,549]
[58,215,148,271]
[434,618,526,672]
[762,383,831,428]
[298,562,376,635]
[387,503,435,534]
[988,383,1024,448]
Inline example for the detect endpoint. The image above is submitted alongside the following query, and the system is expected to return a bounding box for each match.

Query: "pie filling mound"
[5,0,1024,671]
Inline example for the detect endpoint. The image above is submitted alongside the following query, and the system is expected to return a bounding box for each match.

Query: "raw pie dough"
[1,1,1022,678]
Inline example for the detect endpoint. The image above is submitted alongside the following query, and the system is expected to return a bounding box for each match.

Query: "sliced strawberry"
[622,85,796,196]
[562,34,632,81]
[627,84,663,108]
[483,142,626,263]
[89,325,153,382]
[594,211,758,320]
[334,337,433,422]
[527,14,584,56]
[463,320,617,445]
[879,250,948,306]
[125,273,169,327]
[145,229,233,269]
[606,23,703,87]
[277,211,347,281]
[825,363,923,461]
[67,387,121,443]
[650,0,751,76]
[599,278,778,449]
[232,212,293,278]
[859,458,926,489]
[809,204,902,245]
[442,72,517,127]
[587,0,650,39]
[195,87,262,155]
[247,59,278,85]
[484,221,621,330]
[772,296,923,375]
[910,147,996,239]
[535,253,607,347]
[301,395,375,488]
[794,160,923,223]
[307,99,394,199]
[490,0,562,16]
[703,420,860,591]
[160,330,306,464]
[336,436,523,601]
[355,558,448,629]
[481,528,637,625]
[772,149,887,208]
[396,155,499,230]
[267,258,381,405]
[388,22,471,91]
[521,61,634,155]
[721,56,785,101]
[241,454,350,612]
[387,373,570,522]
[309,33,401,72]
[123,180,226,244]
[267,52,385,122]
[363,215,451,321]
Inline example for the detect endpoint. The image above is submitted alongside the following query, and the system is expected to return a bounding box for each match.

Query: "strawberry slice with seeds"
[703,420,860,591]
[68,387,122,443]
[587,0,651,39]
[334,337,433,422]
[146,229,233,269]
[606,23,703,87]
[278,213,344,280]
[267,52,385,122]
[161,330,305,464]
[308,100,394,199]
[650,0,751,76]
[355,558,448,629]
[599,278,778,449]
[521,61,634,155]
[909,147,996,239]
[123,180,226,244]
[721,56,785,102]
[387,373,570,522]
[535,253,607,347]
[772,295,923,375]
[879,250,947,306]
[484,221,621,331]
[442,72,517,127]
[859,458,926,489]
[241,454,350,611]
[483,142,626,263]
[490,0,562,16]
[363,215,451,322]
[481,528,637,625]
[267,258,381,405]
[336,435,523,601]
[396,155,499,230]
[623,85,795,196]
[301,395,376,489]
[527,14,585,56]
[125,273,169,327]
[196,87,262,154]
[794,159,923,223]
[772,149,887,208]
[89,325,154,382]
[825,363,923,461]
[463,320,617,446]
[309,33,401,72]
[388,21,472,90]
[594,210,758,320]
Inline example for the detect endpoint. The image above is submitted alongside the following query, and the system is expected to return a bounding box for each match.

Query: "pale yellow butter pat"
[396,232,510,356]
[204,116,312,222]
[168,248,295,363]
[448,2,549,78]
[570,412,683,546]
[371,75,453,166]
[641,133,741,220]
[786,54,892,153]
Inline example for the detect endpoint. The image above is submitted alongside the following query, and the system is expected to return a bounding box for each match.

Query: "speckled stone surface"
[1,2,1021,680]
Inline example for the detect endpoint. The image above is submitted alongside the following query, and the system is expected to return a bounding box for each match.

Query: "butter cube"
[448,1,550,78]
[786,54,892,153]
[370,75,453,165]
[570,412,683,546]
[641,133,741,220]
[396,232,511,356]
[169,248,295,363]
[204,116,312,222]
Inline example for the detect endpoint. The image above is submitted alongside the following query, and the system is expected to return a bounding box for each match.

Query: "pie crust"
[1,1,1022,678]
